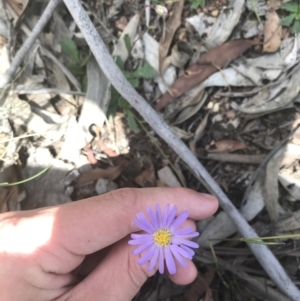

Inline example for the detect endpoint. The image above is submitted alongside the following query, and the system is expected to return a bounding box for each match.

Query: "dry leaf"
[168,41,193,70]
[6,0,30,26]
[86,148,98,165]
[77,166,122,185]
[263,9,282,53]
[159,1,184,74]
[134,169,156,187]
[268,0,282,10]
[157,166,181,187]
[156,39,257,110]
[207,140,248,153]
[134,156,156,187]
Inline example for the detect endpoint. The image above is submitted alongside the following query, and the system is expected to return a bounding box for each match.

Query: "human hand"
[0,187,218,301]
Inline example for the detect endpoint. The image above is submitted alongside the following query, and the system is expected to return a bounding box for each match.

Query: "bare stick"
[62,1,300,299]
[0,0,61,89]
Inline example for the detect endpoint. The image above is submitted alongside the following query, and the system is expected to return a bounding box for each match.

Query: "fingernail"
[202,193,218,201]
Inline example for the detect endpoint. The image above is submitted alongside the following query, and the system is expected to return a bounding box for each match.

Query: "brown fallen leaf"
[134,169,156,187]
[206,140,248,153]
[134,156,156,187]
[155,39,257,111]
[263,8,282,53]
[86,148,98,165]
[268,0,282,10]
[6,0,30,26]
[159,0,184,74]
[77,166,122,185]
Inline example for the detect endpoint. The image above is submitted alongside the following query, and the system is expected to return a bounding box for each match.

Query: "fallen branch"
[1,0,300,299]
[63,1,300,299]
[0,0,61,89]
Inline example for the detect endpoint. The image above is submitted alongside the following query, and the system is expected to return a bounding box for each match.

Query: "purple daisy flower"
[128,204,199,275]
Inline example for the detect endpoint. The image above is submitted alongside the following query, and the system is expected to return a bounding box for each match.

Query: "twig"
[198,153,265,165]
[62,1,300,299]
[195,250,292,301]
[241,126,300,207]
[14,86,86,96]
[0,0,62,89]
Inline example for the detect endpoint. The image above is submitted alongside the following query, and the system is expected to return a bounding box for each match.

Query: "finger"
[167,258,198,285]
[53,188,218,255]
[76,219,197,280]
[58,237,198,301]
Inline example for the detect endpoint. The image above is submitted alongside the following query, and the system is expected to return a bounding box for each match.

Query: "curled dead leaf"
[170,41,193,68]
[158,1,184,74]
[156,39,257,110]
[263,9,282,53]
[207,140,248,153]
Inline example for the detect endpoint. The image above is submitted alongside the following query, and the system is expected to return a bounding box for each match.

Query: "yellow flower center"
[153,229,172,247]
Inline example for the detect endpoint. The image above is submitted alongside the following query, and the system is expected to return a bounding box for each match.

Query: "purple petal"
[131,233,151,239]
[180,245,195,257]
[147,207,159,229]
[173,245,193,259]
[137,212,155,232]
[177,232,199,239]
[148,247,160,271]
[134,219,153,234]
[162,204,170,228]
[129,237,152,245]
[173,227,196,235]
[158,248,164,274]
[166,205,177,227]
[133,240,153,255]
[170,244,187,267]
[164,246,176,274]
[170,211,189,230]
[173,237,199,249]
[138,244,157,265]
[156,204,163,227]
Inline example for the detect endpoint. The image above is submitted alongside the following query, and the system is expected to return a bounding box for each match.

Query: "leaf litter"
[2,0,300,300]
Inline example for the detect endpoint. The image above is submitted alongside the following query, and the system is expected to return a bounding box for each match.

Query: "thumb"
[61,235,199,301]
[60,238,152,301]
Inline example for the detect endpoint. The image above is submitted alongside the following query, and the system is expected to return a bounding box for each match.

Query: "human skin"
[0,187,218,301]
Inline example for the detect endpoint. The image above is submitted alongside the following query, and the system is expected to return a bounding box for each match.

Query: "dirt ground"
[1,0,300,300]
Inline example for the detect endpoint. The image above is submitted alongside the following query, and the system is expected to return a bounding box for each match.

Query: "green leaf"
[281,2,299,13]
[60,38,80,64]
[107,100,118,119]
[67,63,85,76]
[131,62,157,79]
[281,14,296,26]
[189,0,205,9]
[127,77,139,88]
[115,55,125,71]
[292,19,300,33]
[82,74,88,92]
[118,97,129,109]
[123,34,131,55]
[126,110,139,132]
